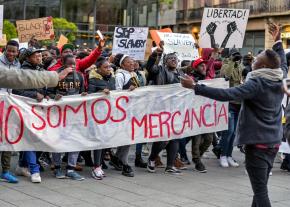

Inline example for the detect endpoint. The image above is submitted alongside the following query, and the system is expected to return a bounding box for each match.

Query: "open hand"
[268,22,282,42]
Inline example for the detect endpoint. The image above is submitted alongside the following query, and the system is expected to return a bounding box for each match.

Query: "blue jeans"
[52,152,79,168]
[220,107,239,157]
[136,143,143,155]
[19,151,40,174]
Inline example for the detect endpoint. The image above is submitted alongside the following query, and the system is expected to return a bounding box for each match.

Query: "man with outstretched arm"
[181,23,287,207]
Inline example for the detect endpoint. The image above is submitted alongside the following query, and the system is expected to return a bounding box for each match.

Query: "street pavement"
[0,148,289,207]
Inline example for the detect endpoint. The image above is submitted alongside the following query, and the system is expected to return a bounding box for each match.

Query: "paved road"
[0,149,289,207]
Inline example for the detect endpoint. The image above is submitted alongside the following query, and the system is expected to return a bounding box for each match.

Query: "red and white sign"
[0,79,228,152]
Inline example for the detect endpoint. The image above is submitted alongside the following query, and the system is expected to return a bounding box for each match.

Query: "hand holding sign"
[98,39,105,50]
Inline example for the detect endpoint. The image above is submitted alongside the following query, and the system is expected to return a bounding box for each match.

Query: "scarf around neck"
[246,68,284,82]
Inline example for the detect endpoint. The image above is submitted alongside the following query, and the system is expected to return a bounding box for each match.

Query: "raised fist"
[227,22,237,35]
[206,22,217,36]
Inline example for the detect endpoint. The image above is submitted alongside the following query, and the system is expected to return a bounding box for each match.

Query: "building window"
[241,31,265,55]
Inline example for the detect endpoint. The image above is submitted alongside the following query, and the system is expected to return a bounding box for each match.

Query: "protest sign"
[16,17,54,43]
[149,28,172,47]
[57,34,68,49]
[199,8,249,48]
[0,79,228,152]
[112,27,148,60]
[0,34,6,46]
[0,5,3,39]
[157,32,199,61]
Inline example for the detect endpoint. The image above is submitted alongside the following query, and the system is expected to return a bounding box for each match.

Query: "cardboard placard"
[57,34,68,49]
[16,17,54,43]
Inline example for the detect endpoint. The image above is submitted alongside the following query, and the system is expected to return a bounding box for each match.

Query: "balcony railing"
[177,0,290,22]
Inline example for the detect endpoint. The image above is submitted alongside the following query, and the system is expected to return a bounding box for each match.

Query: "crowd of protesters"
[0,21,290,207]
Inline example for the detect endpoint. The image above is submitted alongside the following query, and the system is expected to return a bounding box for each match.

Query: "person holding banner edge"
[181,22,286,207]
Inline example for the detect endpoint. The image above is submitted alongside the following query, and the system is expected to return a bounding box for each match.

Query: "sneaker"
[54,168,66,179]
[91,167,103,180]
[122,165,134,177]
[31,173,41,183]
[100,168,106,177]
[66,170,85,181]
[109,156,123,171]
[155,156,165,168]
[135,155,147,168]
[15,166,31,177]
[174,158,187,170]
[227,157,239,167]
[194,161,207,173]
[220,156,229,168]
[147,159,156,173]
[269,171,273,176]
[165,167,182,175]
[0,172,18,183]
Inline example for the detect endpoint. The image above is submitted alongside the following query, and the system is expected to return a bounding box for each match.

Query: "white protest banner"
[0,5,3,39]
[16,17,54,43]
[199,8,249,48]
[0,79,228,152]
[157,32,199,61]
[112,27,148,60]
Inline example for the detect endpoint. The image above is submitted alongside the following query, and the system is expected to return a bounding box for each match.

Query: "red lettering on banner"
[148,114,159,139]
[111,96,129,122]
[171,111,183,135]
[217,104,228,125]
[91,98,111,124]
[159,112,171,138]
[63,101,88,127]
[131,115,147,141]
[47,105,62,128]
[201,104,214,127]
[0,101,4,142]
[31,105,46,130]
[191,107,202,128]
[4,105,24,145]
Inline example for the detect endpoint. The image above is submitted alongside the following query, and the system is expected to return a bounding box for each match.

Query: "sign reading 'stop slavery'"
[0,79,228,152]
[199,8,249,48]
[16,17,54,43]
[112,27,148,60]
[157,32,199,61]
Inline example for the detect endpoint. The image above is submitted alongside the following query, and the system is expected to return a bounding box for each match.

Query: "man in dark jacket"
[146,47,185,174]
[13,48,46,183]
[181,23,287,207]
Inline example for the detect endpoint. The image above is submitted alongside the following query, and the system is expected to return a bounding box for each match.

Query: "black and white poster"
[112,27,148,60]
[199,8,250,48]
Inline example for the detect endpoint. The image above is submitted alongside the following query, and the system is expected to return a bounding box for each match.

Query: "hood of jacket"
[0,54,20,68]
[201,48,214,61]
